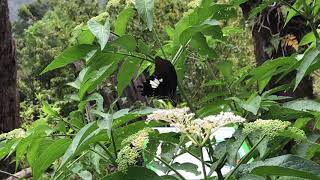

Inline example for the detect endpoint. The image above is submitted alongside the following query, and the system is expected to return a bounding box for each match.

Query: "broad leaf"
[117,57,141,96]
[235,155,320,179]
[135,0,154,31]
[88,19,110,50]
[103,166,161,179]
[295,48,320,90]
[32,139,71,180]
[283,99,320,112]
[41,45,95,74]
[115,8,135,36]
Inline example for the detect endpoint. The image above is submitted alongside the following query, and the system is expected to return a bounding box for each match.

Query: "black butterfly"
[138,56,177,101]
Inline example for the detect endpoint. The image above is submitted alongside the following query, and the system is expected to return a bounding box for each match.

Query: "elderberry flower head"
[0,128,26,140]
[116,128,153,172]
[147,109,246,145]
[121,128,153,149]
[116,146,139,172]
[243,119,291,138]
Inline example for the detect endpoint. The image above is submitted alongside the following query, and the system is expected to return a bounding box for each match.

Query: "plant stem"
[110,130,118,159]
[199,146,208,180]
[97,142,117,165]
[153,30,168,60]
[225,135,266,180]
[172,40,191,65]
[90,148,111,162]
[144,150,186,180]
[103,51,154,63]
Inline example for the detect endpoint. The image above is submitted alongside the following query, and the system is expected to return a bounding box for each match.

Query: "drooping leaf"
[135,0,154,31]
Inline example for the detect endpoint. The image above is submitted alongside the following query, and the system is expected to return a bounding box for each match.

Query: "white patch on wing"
[150,78,163,89]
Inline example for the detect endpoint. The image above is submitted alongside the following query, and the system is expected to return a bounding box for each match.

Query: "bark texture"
[0,0,20,178]
[0,0,20,132]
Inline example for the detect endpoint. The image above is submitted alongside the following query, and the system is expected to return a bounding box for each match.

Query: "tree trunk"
[241,1,314,99]
[0,0,20,132]
[0,0,20,177]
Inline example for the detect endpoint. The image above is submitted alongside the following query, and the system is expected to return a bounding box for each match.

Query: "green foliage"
[2,0,320,179]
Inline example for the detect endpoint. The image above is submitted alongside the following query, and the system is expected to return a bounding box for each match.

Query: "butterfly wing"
[138,56,177,99]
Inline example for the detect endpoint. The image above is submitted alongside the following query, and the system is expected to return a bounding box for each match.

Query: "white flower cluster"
[0,128,26,140]
[147,109,246,145]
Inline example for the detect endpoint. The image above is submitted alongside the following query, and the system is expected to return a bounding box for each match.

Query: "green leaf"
[217,61,233,80]
[15,137,31,170]
[283,100,320,112]
[33,139,71,180]
[0,139,19,160]
[115,8,135,36]
[103,166,161,179]
[79,62,118,100]
[171,162,200,175]
[300,32,316,46]
[295,48,320,90]
[41,45,95,74]
[135,0,154,31]
[111,35,137,52]
[249,0,278,18]
[180,20,221,45]
[190,33,217,58]
[117,57,141,96]
[88,19,110,50]
[284,0,302,26]
[252,166,319,179]
[235,155,320,179]
[59,122,96,170]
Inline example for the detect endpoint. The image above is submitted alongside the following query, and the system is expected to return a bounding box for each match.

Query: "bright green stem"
[97,142,117,165]
[225,135,266,180]
[144,150,186,180]
[199,146,208,180]
[110,130,118,159]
